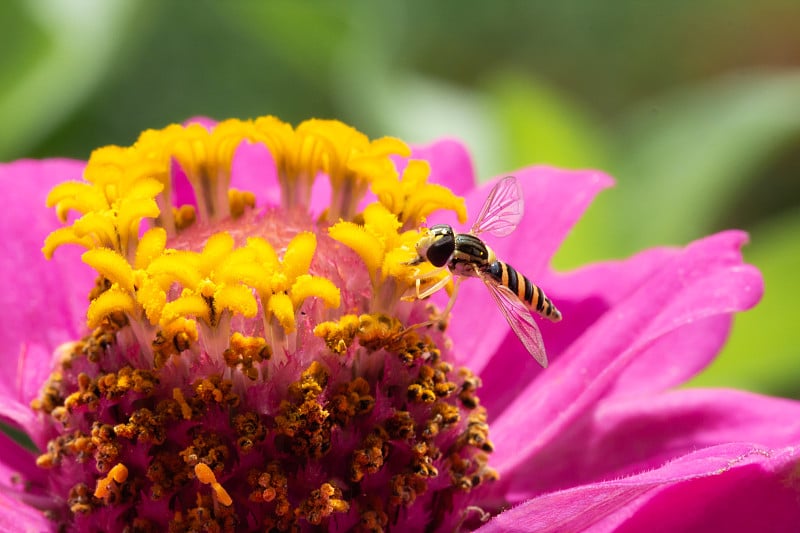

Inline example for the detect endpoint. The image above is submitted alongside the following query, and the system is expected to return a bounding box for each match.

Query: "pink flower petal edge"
[479,443,800,533]
[503,388,800,500]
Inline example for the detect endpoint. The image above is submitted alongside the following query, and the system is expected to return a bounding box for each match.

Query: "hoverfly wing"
[470,176,524,238]
[481,274,548,368]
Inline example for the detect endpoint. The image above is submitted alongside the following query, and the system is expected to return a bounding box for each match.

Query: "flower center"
[33,116,494,531]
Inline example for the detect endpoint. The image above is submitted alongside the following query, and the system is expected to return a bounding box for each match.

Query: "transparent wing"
[482,274,548,368]
[470,176,524,237]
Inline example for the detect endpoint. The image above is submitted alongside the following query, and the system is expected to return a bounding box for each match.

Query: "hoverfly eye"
[425,235,455,267]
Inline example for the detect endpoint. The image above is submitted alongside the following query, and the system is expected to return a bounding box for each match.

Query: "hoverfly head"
[417,224,456,267]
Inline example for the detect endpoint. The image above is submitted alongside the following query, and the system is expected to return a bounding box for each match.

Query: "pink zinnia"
[1,116,799,532]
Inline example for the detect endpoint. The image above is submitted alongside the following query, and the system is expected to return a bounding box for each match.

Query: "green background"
[3,0,799,397]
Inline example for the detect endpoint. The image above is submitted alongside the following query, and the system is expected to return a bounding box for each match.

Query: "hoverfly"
[409,176,561,367]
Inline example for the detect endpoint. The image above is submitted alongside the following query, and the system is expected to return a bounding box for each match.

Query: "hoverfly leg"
[411,263,450,298]
[436,276,462,324]
[401,265,450,302]
[415,269,451,300]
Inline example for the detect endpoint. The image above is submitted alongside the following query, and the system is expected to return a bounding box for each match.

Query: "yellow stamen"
[82,249,135,295]
[290,275,340,309]
[42,227,95,259]
[282,232,316,283]
[371,159,467,230]
[134,228,167,270]
[268,293,296,333]
[86,288,136,329]
[213,284,258,319]
[161,294,211,329]
[327,222,384,280]
[245,233,342,337]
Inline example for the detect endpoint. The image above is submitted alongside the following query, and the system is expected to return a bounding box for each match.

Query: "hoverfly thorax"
[418,224,456,267]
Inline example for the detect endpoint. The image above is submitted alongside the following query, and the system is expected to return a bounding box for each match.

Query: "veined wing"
[481,273,548,368]
[470,176,524,238]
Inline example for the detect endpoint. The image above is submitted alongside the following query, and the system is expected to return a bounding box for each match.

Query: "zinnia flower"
[1,115,799,532]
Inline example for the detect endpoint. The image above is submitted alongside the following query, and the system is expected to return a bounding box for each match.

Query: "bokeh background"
[3,0,799,397]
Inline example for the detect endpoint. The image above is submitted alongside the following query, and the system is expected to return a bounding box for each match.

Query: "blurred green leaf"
[484,72,610,171]
[0,423,35,451]
[221,1,350,84]
[688,210,800,396]
[613,71,800,253]
[0,0,142,160]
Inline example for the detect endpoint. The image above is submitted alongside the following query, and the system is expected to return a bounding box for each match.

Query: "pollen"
[296,482,350,525]
[312,314,361,354]
[350,427,389,482]
[93,463,128,500]
[329,377,375,425]
[223,332,271,380]
[194,463,233,507]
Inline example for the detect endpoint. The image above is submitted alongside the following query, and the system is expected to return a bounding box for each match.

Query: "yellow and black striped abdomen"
[486,261,562,322]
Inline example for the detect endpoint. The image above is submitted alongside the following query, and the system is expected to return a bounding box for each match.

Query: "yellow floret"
[213,284,258,319]
[282,232,317,282]
[268,293,296,333]
[82,248,135,295]
[291,275,341,309]
[42,228,94,260]
[87,288,136,328]
[371,159,467,230]
[134,228,168,270]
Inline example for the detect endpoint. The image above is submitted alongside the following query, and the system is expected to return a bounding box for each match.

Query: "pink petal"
[229,141,282,208]
[0,431,45,489]
[0,159,94,406]
[447,167,613,371]
[502,388,800,499]
[183,116,217,129]
[0,489,52,532]
[0,345,51,441]
[399,138,477,195]
[479,443,800,533]
[490,231,763,473]
[168,159,197,208]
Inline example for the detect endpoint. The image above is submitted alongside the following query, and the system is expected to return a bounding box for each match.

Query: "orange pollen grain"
[194,463,233,507]
[94,463,128,498]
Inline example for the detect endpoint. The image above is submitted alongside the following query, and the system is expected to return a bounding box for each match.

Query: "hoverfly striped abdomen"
[486,261,562,322]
